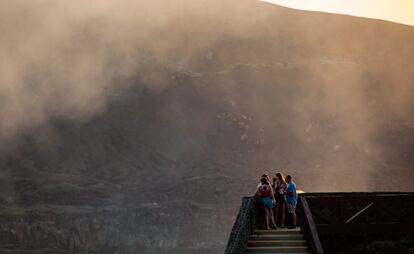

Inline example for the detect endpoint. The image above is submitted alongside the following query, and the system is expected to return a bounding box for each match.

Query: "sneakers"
[287,226,300,230]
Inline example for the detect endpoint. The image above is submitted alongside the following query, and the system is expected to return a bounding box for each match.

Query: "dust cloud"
[0,0,255,138]
[0,0,413,189]
[1,0,145,138]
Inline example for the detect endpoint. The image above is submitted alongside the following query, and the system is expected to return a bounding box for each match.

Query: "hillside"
[0,0,413,253]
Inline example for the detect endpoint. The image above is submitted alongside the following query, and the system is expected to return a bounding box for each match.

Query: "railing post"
[299,196,324,254]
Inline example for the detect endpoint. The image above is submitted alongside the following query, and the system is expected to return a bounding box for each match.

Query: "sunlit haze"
[261,0,414,26]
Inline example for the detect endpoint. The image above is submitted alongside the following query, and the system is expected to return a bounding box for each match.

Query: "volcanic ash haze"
[0,0,414,253]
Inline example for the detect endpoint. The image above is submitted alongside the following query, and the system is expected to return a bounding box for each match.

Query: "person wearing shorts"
[255,177,277,229]
[257,173,270,189]
[285,175,298,229]
[274,173,287,228]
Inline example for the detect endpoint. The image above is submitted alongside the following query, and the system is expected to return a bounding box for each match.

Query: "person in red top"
[255,177,277,229]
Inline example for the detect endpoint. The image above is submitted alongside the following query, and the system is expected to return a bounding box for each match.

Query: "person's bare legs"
[269,208,277,228]
[291,212,297,227]
[273,205,278,226]
[279,203,285,227]
[265,207,270,229]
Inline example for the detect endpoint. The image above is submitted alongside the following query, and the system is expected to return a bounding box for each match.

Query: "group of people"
[255,172,298,230]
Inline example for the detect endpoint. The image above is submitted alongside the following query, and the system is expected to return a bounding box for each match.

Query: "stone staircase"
[245,228,308,253]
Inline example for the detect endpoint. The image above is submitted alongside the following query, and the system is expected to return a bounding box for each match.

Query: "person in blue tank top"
[285,175,298,229]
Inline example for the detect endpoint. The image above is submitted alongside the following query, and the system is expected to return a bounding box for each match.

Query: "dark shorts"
[276,195,285,204]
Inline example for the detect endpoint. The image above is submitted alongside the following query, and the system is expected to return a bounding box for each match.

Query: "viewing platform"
[225,192,414,254]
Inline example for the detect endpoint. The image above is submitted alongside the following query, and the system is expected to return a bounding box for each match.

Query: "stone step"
[253,228,302,235]
[245,246,308,253]
[250,234,304,241]
[248,239,306,247]
[245,253,309,254]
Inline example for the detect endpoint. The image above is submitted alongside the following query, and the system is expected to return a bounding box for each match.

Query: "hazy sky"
[261,0,414,26]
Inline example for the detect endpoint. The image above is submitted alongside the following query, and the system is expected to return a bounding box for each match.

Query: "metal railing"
[298,196,324,254]
[224,197,258,254]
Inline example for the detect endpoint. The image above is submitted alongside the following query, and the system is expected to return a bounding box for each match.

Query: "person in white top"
[255,177,277,230]
[257,173,270,188]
